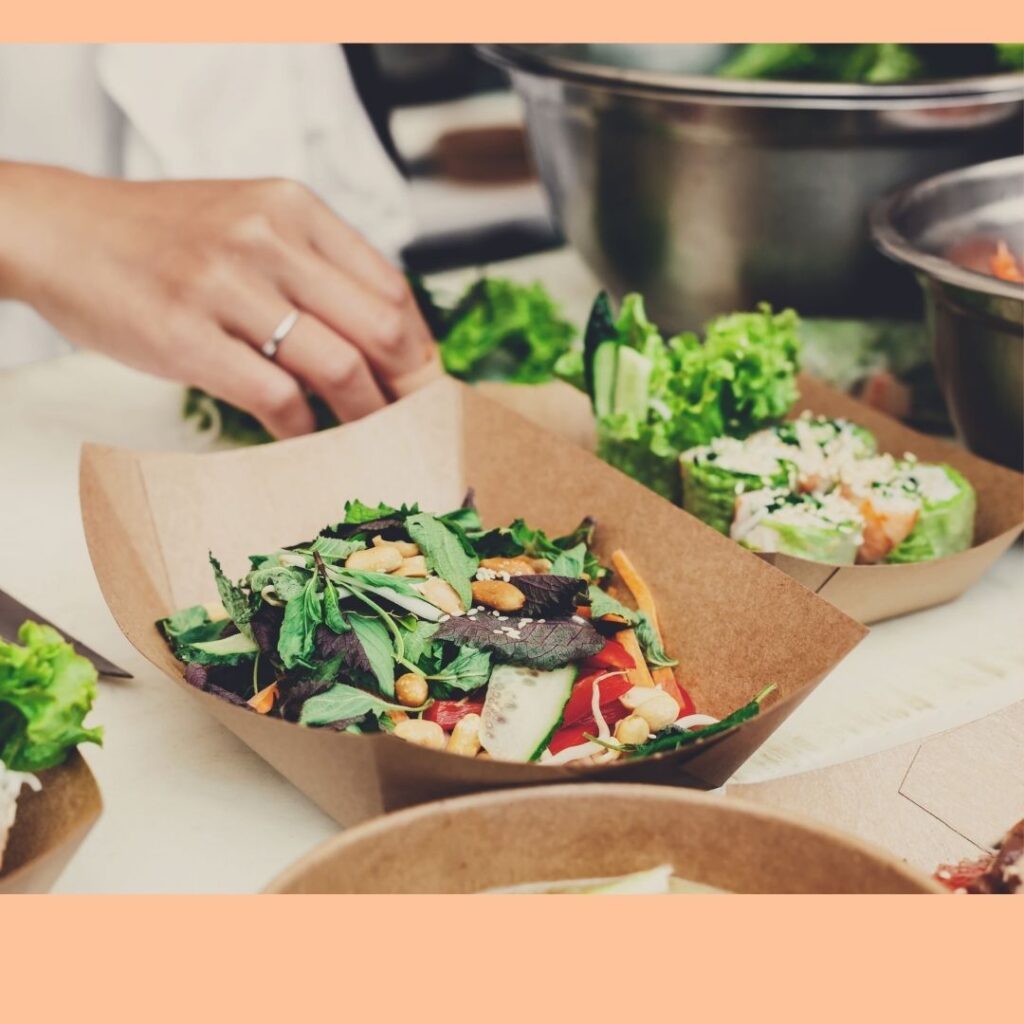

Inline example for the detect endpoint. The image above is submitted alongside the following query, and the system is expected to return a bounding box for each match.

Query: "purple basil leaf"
[433,614,604,670]
[508,575,586,618]
[250,603,284,657]
[183,662,250,706]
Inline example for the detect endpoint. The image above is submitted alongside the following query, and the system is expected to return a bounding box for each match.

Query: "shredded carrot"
[611,549,688,706]
[616,628,655,688]
[611,550,660,635]
[247,682,279,715]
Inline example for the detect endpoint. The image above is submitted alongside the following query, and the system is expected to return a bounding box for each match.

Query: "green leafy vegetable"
[299,683,421,728]
[715,43,1011,83]
[549,543,586,579]
[0,622,103,772]
[348,614,396,698]
[210,555,253,637]
[431,646,492,694]
[581,293,801,503]
[586,586,676,668]
[622,685,777,758]
[309,536,365,562]
[437,277,578,384]
[405,512,478,609]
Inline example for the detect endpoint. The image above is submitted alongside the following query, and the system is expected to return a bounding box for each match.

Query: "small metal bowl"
[872,156,1023,469]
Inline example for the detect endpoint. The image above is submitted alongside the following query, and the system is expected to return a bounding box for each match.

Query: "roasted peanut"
[345,545,403,573]
[619,687,680,732]
[392,718,446,750]
[614,714,651,746]
[393,555,428,578]
[447,713,482,757]
[525,557,552,574]
[480,556,536,577]
[395,672,429,708]
[416,577,464,616]
[632,691,680,732]
[372,534,420,559]
[386,709,409,726]
[471,579,526,613]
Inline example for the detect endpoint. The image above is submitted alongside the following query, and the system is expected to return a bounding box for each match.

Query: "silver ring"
[261,309,300,360]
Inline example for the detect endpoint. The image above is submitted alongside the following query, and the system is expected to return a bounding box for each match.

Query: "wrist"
[0,162,76,305]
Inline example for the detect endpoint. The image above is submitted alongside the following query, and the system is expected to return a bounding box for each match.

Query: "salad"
[573,292,976,566]
[716,43,1023,84]
[0,622,103,872]
[157,497,773,765]
[486,864,724,894]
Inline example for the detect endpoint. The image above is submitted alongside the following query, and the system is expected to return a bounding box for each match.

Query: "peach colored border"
[2,5,1021,1013]
[0,0,1021,42]
[1,896,1020,1016]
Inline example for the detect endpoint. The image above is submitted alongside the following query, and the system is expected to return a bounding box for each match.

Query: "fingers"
[217,277,387,424]
[276,244,434,388]
[188,328,316,439]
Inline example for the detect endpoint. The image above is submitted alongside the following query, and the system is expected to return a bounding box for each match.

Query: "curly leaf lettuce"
[588,295,801,502]
[438,277,578,384]
[0,622,103,772]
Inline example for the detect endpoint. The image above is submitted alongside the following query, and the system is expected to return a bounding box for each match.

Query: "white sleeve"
[96,43,416,261]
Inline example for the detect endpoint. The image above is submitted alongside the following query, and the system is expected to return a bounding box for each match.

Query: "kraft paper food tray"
[0,752,102,894]
[731,700,1024,873]
[80,377,865,827]
[479,376,1024,624]
[265,784,941,894]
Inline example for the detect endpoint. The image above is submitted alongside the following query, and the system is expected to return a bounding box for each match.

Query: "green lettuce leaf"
[406,512,478,610]
[299,683,417,728]
[438,277,577,384]
[0,621,103,772]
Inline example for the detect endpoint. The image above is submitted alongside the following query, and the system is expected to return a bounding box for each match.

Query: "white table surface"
[2,247,1021,892]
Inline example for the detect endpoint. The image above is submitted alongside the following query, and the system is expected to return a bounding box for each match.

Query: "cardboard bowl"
[80,378,865,827]
[0,751,102,894]
[480,375,1024,624]
[265,783,941,893]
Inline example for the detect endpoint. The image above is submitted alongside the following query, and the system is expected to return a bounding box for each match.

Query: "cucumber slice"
[480,664,577,763]
[592,342,619,419]
[611,346,652,419]
[182,630,259,666]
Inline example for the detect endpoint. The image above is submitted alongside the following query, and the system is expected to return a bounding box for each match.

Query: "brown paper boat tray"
[480,375,1024,625]
[0,752,102,894]
[80,378,866,826]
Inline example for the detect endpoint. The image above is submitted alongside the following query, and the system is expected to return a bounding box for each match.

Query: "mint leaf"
[549,543,586,579]
[299,683,415,728]
[402,619,439,667]
[322,580,350,634]
[432,645,491,693]
[406,512,478,610]
[277,578,322,669]
[310,536,365,562]
[343,500,401,525]
[210,554,253,637]
[348,614,396,697]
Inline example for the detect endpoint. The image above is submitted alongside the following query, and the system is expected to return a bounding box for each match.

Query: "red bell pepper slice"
[580,639,635,673]
[547,702,631,756]
[561,671,632,727]
[424,699,484,730]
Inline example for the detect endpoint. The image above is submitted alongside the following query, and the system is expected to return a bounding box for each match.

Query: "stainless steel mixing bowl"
[872,156,1023,469]
[481,44,1024,330]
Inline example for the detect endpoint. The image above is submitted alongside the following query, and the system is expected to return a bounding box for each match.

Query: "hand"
[0,162,439,437]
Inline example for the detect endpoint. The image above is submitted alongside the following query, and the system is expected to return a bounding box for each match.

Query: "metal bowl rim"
[480,44,1024,108]
[870,155,1024,303]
